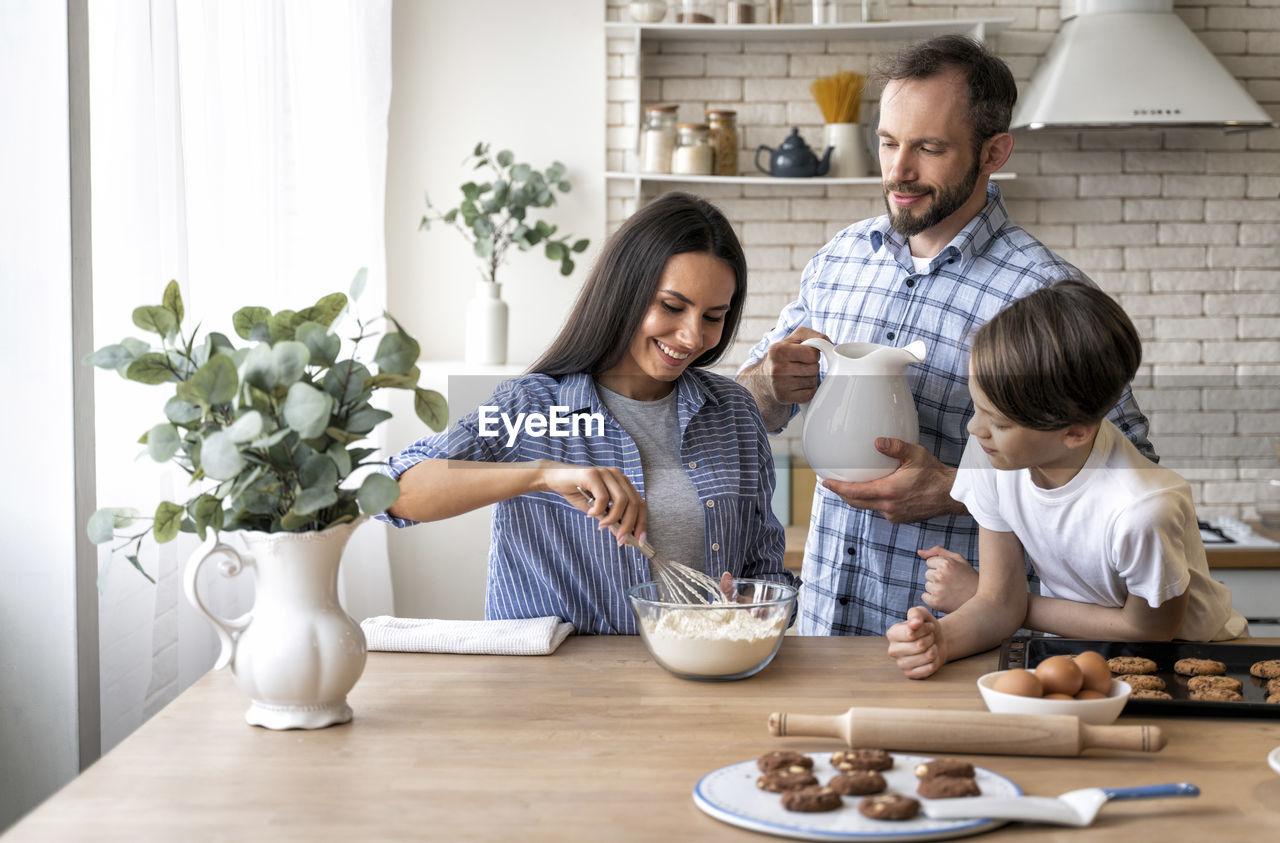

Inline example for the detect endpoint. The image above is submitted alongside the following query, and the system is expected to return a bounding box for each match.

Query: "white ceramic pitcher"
[184,516,369,730]
[800,338,927,483]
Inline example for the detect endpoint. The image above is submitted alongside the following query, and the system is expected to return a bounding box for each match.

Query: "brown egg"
[1073,650,1113,695]
[1044,692,1075,700]
[1034,655,1084,696]
[992,668,1043,698]
[1075,689,1107,700]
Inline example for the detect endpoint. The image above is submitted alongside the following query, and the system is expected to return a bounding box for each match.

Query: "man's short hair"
[873,34,1017,145]
[970,281,1142,430]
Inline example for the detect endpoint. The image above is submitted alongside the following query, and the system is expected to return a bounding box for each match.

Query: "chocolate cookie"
[756,767,818,792]
[1267,693,1280,704]
[781,786,842,813]
[918,776,981,799]
[1130,688,1172,699]
[914,759,975,779]
[1267,677,1280,696]
[1249,659,1280,679]
[757,751,814,772]
[1174,657,1226,676]
[858,793,920,820]
[1189,687,1243,702]
[1108,656,1157,675]
[1187,675,1242,694]
[831,748,893,772]
[1120,674,1166,691]
[828,771,887,796]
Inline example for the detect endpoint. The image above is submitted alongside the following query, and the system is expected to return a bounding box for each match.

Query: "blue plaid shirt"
[378,369,796,634]
[741,183,1155,636]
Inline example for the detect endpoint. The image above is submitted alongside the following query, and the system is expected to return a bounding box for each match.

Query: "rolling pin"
[768,707,1164,757]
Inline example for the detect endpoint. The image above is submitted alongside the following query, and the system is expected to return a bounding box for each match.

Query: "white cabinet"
[605,18,1014,195]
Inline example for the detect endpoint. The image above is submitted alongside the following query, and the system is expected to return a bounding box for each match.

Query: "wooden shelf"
[605,20,1014,43]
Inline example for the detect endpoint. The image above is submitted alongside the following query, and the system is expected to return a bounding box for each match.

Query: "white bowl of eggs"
[977,651,1131,725]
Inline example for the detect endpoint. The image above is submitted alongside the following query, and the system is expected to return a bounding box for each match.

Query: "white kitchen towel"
[360,615,575,656]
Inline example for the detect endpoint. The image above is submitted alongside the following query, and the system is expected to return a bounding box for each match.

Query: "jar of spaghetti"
[706,109,739,176]
[672,123,713,175]
[639,105,678,174]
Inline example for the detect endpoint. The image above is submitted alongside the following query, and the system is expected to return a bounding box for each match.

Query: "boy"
[887,281,1245,679]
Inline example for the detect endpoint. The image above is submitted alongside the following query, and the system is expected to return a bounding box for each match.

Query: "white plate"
[1269,746,1280,776]
[692,752,1021,843]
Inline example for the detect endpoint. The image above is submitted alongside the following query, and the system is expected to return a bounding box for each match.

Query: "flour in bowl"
[640,607,786,677]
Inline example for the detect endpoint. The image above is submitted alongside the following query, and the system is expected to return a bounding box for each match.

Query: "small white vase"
[824,122,868,179]
[465,280,509,366]
[184,516,369,729]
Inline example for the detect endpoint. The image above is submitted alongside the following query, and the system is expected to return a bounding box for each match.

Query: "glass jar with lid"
[672,123,713,175]
[639,105,678,174]
[705,109,739,176]
[677,0,715,24]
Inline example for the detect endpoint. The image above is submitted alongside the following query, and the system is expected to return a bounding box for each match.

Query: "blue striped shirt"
[741,183,1155,636]
[378,369,797,634]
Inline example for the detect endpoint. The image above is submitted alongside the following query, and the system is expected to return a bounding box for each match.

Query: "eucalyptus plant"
[85,272,447,582]
[420,142,590,284]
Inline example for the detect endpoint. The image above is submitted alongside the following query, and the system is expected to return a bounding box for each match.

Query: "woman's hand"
[541,463,646,546]
[918,545,979,614]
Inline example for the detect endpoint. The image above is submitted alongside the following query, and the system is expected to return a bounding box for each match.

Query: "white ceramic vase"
[184,516,369,730]
[824,123,868,179]
[465,280,509,365]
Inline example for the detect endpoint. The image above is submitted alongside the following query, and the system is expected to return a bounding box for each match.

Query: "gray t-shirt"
[596,383,707,572]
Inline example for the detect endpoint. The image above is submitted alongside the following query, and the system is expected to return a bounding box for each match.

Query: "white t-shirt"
[951,420,1246,641]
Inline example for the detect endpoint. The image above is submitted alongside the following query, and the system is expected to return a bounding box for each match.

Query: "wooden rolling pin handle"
[1081,722,1166,753]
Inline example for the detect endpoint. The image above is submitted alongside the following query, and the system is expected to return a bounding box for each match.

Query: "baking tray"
[998,635,1280,719]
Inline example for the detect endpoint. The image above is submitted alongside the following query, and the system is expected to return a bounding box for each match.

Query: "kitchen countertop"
[7,636,1279,840]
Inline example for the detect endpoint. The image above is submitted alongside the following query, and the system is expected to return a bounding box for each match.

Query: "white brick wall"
[605,0,1280,520]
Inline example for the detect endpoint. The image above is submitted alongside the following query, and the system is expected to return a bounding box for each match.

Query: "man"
[737,35,1155,636]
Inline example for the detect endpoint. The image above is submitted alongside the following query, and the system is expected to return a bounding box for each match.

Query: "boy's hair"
[970,280,1142,431]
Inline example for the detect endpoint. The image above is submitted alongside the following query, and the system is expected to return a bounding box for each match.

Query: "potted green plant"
[85,271,446,730]
[420,142,590,365]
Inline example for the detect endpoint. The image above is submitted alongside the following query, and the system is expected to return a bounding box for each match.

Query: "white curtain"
[89,0,394,750]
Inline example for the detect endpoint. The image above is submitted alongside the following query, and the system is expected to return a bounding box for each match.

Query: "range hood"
[1011,0,1276,132]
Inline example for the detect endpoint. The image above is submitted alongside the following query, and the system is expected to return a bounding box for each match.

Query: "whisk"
[576,486,726,605]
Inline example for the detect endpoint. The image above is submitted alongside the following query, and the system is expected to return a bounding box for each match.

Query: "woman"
[380,192,795,633]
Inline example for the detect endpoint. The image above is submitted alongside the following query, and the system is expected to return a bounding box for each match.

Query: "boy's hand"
[919,546,978,614]
[886,606,947,679]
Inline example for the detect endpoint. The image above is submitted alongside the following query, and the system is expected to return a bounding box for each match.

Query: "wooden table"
[7,637,1280,841]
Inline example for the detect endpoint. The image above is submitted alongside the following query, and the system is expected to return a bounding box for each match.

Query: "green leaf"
[441,209,457,224]
[272,340,310,385]
[511,163,531,182]
[283,382,333,439]
[132,305,178,339]
[280,510,312,531]
[474,237,494,259]
[545,241,566,261]
[462,182,480,201]
[345,407,393,435]
[572,239,590,253]
[201,430,245,480]
[297,293,347,328]
[560,259,575,277]
[125,353,175,384]
[364,368,420,390]
[298,452,339,490]
[88,508,136,544]
[349,268,367,302]
[357,472,400,515]
[268,309,301,342]
[84,344,136,369]
[322,361,372,406]
[324,426,366,445]
[327,443,352,478]
[163,397,203,425]
[153,501,184,543]
[414,387,449,432]
[242,343,277,391]
[546,162,565,182]
[248,428,291,450]
[162,280,184,325]
[496,149,514,167]
[125,553,155,584]
[190,494,224,540]
[294,485,338,515]
[146,423,181,462]
[296,321,340,367]
[232,306,271,340]
[225,410,264,443]
[178,355,239,406]
[373,332,420,376]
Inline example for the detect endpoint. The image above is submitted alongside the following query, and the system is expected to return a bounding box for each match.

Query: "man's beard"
[883,156,981,238]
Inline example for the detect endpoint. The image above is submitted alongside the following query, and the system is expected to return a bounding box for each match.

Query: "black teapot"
[755,128,833,178]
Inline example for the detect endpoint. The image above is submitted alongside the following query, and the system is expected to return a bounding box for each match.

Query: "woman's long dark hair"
[529,192,747,377]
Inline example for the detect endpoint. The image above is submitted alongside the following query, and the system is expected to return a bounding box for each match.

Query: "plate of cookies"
[692,749,1020,842]
[998,636,1280,718]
